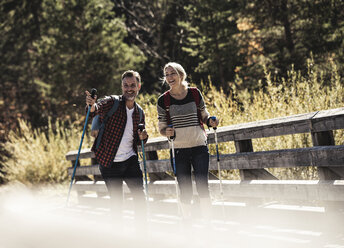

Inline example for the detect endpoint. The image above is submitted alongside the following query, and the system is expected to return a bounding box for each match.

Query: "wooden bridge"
[65,107,344,247]
[66,107,344,205]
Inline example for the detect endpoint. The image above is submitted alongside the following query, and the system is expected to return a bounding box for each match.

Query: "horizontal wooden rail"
[66,107,344,160]
[67,145,344,173]
[147,145,344,172]
[206,108,344,145]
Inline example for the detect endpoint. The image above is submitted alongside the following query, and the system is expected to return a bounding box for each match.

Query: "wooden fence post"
[235,139,277,180]
[145,151,174,182]
[311,130,344,179]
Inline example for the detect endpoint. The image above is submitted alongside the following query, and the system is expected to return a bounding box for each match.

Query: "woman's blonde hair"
[163,62,188,87]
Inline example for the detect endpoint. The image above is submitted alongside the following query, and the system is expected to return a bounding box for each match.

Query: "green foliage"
[179,0,240,90]
[112,0,190,93]
[35,0,146,106]
[237,0,344,90]
[0,0,146,132]
[2,0,344,133]
[0,0,49,128]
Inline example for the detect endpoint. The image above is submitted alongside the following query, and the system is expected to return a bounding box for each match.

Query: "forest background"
[1,0,343,185]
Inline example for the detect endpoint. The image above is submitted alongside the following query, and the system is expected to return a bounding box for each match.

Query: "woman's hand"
[208,117,219,128]
[165,126,175,138]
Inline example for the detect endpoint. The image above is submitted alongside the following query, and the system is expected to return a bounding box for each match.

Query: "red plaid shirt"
[88,96,146,167]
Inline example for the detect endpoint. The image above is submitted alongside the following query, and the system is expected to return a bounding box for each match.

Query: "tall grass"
[2,59,343,185]
[1,117,94,186]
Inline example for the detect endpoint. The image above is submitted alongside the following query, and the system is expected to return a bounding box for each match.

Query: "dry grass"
[1,117,94,186]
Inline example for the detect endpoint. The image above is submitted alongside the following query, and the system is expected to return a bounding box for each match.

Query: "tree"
[0,0,45,128]
[178,0,241,90]
[113,0,190,94]
[35,0,146,110]
[237,0,344,88]
[0,0,146,129]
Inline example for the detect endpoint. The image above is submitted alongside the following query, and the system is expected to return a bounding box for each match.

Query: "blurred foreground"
[0,183,344,248]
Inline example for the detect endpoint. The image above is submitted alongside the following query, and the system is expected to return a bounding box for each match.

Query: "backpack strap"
[95,95,120,149]
[163,91,172,126]
[91,115,101,131]
[136,102,144,123]
[189,87,204,129]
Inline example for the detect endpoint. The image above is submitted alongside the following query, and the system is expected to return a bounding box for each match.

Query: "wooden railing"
[66,107,344,205]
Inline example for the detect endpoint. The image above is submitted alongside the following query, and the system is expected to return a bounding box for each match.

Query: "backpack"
[91,95,144,149]
[163,87,204,131]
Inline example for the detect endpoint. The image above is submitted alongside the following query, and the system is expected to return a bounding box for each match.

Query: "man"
[85,70,148,224]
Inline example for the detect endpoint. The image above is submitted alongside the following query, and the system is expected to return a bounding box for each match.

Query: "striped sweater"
[157,88,210,148]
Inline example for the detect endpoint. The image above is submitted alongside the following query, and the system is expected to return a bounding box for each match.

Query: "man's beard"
[124,93,136,101]
[126,96,135,101]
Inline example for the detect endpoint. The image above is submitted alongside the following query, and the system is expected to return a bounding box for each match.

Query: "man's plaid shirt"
[88,96,146,168]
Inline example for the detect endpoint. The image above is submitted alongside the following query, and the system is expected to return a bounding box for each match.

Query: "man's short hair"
[121,70,141,84]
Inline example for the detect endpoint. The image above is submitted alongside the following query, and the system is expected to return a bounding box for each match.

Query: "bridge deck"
[1,183,343,248]
[2,189,343,248]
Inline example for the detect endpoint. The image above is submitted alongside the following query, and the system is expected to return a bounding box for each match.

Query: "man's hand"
[85,90,97,112]
[138,128,148,140]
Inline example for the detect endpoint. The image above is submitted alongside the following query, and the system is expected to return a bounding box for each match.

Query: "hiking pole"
[66,88,97,206]
[168,125,182,219]
[138,124,149,199]
[211,116,224,199]
[138,124,152,227]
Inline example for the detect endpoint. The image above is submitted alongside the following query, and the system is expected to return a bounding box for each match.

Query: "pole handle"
[91,88,97,98]
[167,124,175,140]
[88,88,97,107]
[210,116,217,130]
[138,123,145,132]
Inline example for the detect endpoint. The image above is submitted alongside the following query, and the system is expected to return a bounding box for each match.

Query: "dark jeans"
[99,155,146,221]
[172,145,210,204]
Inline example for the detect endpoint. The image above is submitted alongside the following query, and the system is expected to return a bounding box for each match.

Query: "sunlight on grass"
[1,117,94,185]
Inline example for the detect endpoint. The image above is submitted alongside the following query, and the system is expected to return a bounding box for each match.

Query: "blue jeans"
[99,155,146,221]
[172,145,210,204]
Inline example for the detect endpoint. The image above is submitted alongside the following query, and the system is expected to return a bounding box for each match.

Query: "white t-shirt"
[113,107,136,162]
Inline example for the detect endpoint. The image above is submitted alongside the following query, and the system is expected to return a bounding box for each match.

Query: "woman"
[157,62,219,220]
